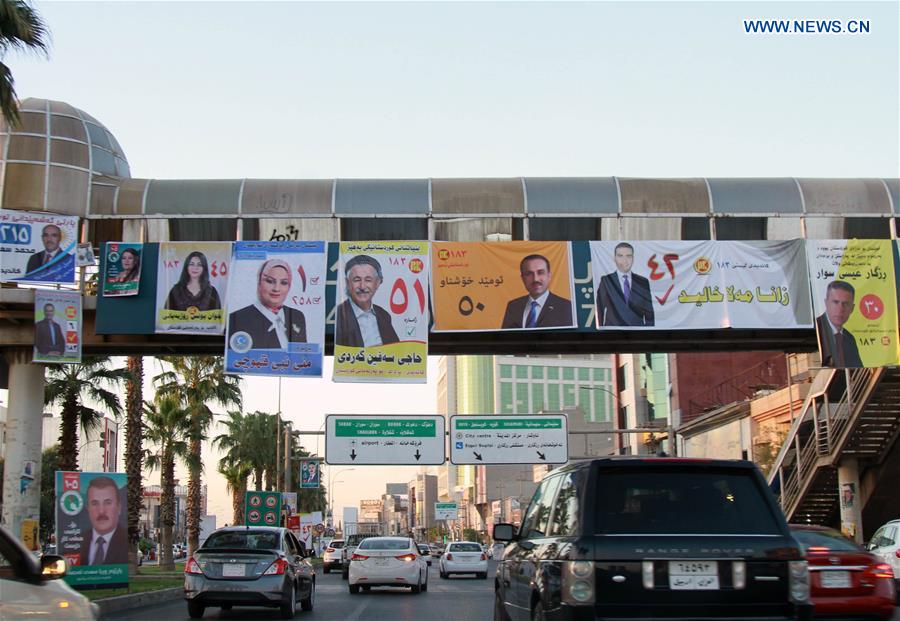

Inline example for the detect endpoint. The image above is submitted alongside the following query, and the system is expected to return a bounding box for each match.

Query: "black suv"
[492,457,812,621]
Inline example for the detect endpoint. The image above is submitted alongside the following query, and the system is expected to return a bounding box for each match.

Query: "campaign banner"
[297,512,322,550]
[590,240,813,330]
[299,460,320,488]
[431,241,576,332]
[34,290,82,364]
[282,492,298,515]
[55,471,129,587]
[102,242,143,297]
[245,491,282,527]
[334,241,429,383]
[225,241,326,377]
[0,209,78,284]
[155,242,230,334]
[807,240,899,368]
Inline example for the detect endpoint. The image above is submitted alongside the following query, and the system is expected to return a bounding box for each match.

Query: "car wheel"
[349,584,360,594]
[221,604,232,611]
[493,591,511,621]
[422,575,428,592]
[187,600,205,619]
[280,583,296,619]
[342,568,349,580]
[362,585,371,592]
[300,578,315,611]
[531,600,545,621]
[323,564,330,574]
[439,564,447,579]
[412,577,422,594]
[479,572,488,579]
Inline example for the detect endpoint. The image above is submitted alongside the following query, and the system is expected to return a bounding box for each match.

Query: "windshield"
[449,543,483,552]
[203,531,280,550]
[358,538,412,551]
[594,467,782,535]
[329,541,344,549]
[792,529,859,552]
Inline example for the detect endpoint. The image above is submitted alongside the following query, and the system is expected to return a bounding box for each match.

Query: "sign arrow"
[537,451,546,461]
[473,451,483,461]
[414,449,421,461]
[350,449,357,461]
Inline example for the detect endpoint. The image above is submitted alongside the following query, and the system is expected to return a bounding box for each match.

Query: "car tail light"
[326,547,335,553]
[562,561,595,604]
[446,553,453,561]
[351,553,369,561]
[788,561,810,604]
[731,560,746,589]
[263,558,289,576]
[895,550,900,558]
[807,546,830,555]
[480,553,487,561]
[184,557,203,575]
[396,553,417,562]
[871,563,894,579]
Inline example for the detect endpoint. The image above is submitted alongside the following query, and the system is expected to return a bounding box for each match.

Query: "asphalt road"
[104,561,497,621]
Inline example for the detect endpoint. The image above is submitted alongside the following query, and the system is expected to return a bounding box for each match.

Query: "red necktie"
[834,331,845,367]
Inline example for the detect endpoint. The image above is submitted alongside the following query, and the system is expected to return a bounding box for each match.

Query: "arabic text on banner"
[55,471,129,587]
[34,289,82,364]
[0,209,78,284]
[225,241,326,377]
[155,242,230,335]
[431,241,576,332]
[807,240,899,368]
[102,242,143,297]
[334,241,429,383]
[589,240,813,330]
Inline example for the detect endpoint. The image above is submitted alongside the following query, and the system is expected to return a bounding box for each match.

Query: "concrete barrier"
[96,586,182,618]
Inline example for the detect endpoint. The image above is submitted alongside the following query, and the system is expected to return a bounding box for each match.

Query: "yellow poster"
[431,241,575,331]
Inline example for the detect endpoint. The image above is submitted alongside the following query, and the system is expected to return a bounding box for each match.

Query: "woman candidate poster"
[102,242,143,297]
[155,242,230,334]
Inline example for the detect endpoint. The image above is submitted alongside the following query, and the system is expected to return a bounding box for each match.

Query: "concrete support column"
[838,457,863,544]
[1,348,46,548]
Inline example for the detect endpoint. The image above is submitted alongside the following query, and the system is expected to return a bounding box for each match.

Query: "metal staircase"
[768,366,900,525]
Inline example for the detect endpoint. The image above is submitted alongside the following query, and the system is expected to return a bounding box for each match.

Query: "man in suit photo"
[335,254,399,347]
[79,476,128,566]
[596,242,655,327]
[501,254,574,329]
[26,224,71,274]
[228,259,307,349]
[816,280,863,368]
[34,303,66,356]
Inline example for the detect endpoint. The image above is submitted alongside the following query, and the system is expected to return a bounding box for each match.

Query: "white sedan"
[348,537,428,594]
[439,541,488,579]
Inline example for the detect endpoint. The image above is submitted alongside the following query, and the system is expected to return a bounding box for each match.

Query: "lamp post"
[578,384,677,455]
[327,467,355,528]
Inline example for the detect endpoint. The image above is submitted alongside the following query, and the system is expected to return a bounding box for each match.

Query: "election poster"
[102,242,143,297]
[0,209,78,284]
[590,240,813,330]
[55,471,129,587]
[299,459,320,488]
[155,242,230,334]
[33,289,82,364]
[807,240,899,368]
[225,241,326,377]
[334,241,429,382]
[431,241,576,332]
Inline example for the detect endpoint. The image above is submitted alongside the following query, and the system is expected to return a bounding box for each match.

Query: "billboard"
[101,242,143,297]
[33,290,82,364]
[0,209,78,284]
[155,242,230,334]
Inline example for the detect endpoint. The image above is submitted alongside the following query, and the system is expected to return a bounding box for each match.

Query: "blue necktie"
[525,301,539,328]
[50,323,55,345]
[623,275,631,303]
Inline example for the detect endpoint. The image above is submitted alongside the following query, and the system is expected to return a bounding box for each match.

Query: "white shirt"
[89,527,116,565]
[253,302,288,349]
[520,290,550,327]
[824,314,844,336]
[350,299,382,347]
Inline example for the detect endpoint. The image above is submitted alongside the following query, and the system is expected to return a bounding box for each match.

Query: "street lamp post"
[578,385,677,455]
[327,467,355,528]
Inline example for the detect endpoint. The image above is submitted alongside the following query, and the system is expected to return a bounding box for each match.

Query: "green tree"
[154,356,241,555]
[143,395,193,571]
[44,357,129,471]
[0,0,49,126]
[218,462,251,526]
[39,445,59,544]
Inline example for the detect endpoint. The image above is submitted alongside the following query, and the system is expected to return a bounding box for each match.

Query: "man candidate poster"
[590,240,813,330]
[431,241,576,332]
[56,471,129,587]
[102,242,143,297]
[334,241,429,382]
[0,209,78,284]
[807,240,899,368]
[155,242,230,334]
[34,289,82,364]
[225,241,326,377]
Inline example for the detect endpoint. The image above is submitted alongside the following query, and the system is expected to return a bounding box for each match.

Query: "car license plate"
[820,570,851,588]
[668,561,719,590]
[375,558,389,566]
[222,563,245,577]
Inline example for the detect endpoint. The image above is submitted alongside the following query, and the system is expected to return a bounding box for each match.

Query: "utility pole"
[284,422,293,492]
[275,378,282,491]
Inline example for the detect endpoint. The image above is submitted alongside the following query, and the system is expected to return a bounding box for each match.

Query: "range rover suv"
[492,457,812,621]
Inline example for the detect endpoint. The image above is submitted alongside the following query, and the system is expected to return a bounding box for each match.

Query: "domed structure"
[0,97,130,216]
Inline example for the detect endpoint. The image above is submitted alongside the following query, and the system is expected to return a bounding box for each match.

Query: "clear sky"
[9,0,899,524]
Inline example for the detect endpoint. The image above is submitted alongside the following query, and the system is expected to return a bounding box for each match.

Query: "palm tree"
[44,357,129,471]
[143,395,192,571]
[0,0,49,125]
[216,410,276,492]
[154,356,241,555]
[218,462,251,526]
[124,355,143,568]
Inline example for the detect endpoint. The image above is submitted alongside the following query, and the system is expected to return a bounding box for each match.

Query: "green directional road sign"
[435,502,459,520]
[245,491,282,527]
[449,414,568,465]
[325,415,446,465]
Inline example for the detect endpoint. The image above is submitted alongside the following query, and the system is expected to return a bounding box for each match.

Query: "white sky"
[7,0,899,524]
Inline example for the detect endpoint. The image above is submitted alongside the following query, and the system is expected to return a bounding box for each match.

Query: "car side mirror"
[492,523,516,542]
[40,555,67,579]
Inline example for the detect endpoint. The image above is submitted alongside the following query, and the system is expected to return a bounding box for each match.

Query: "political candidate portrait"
[229,258,307,348]
[34,303,66,356]
[79,476,128,566]
[164,250,221,311]
[816,280,863,368]
[335,254,399,347]
[26,224,73,274]
[500,254,573,329]
[596,242,655,327]
[301,461,319,486]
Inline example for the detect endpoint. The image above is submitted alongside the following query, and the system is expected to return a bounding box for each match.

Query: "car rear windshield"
[593,467,782,535]
[449,543,483,552]
[203,531,279,550]
[358,539,411,551]
[330,541,344,548]
[791,529,859,552]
